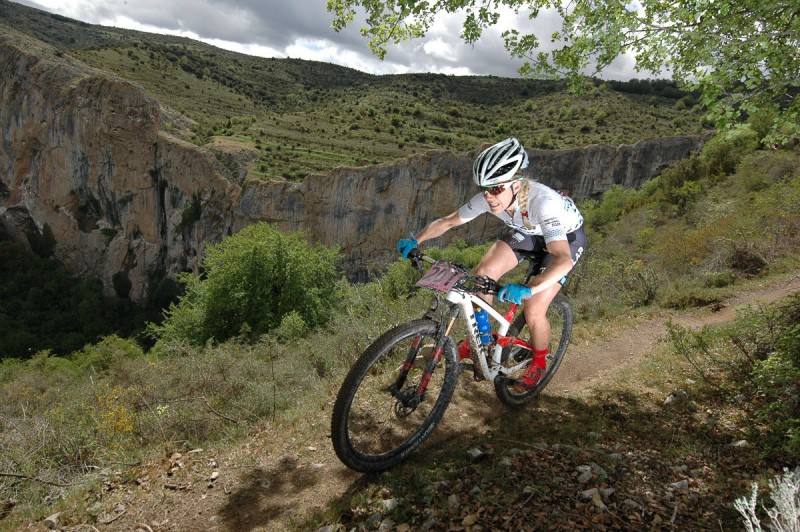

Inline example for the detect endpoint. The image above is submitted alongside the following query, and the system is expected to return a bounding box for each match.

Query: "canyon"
[0,28,702,301]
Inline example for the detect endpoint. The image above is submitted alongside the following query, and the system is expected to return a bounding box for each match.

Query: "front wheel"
[494,292,573,407]
[331,319,458,473]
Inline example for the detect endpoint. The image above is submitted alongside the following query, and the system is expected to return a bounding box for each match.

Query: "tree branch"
[200,396,240,424]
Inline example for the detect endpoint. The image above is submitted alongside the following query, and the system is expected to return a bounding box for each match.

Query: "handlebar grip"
[408,248,423,269]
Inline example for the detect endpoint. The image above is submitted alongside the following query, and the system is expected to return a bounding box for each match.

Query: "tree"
[150,223,342,346]
[328,0,800,143]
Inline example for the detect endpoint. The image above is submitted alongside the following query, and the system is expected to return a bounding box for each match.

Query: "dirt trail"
[554,273,800,397]
[105,273,800,532]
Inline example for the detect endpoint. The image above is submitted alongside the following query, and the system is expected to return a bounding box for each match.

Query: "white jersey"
[457,180,584,242]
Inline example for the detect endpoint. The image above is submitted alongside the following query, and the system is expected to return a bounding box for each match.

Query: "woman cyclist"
[397,137,586,390]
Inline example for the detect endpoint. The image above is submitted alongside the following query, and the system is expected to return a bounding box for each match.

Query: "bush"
[579,185,643,232]
[744,295,800,458]
[658,285,724,309]
[747,107,779,146]
[612,259,661,307]
[652,155,706,213]
[735,467,800,532]
[668,294,800,459]
[669,179,703,215]
[150,223,341,345]
[701,128,760,178]
[70,335,144,372]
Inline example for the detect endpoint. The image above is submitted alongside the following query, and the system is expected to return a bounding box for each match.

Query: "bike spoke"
[346,334,448,457]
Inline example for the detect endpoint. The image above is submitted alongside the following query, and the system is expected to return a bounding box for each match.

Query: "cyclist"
[397,137,586,390]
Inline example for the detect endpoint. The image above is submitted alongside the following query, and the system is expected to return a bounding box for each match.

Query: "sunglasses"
[481,184,507,196]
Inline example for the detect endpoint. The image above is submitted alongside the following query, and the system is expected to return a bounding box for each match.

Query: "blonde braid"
[516,178,534,230]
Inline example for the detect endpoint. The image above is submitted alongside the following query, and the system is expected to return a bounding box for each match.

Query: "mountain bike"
[331,248,574,473]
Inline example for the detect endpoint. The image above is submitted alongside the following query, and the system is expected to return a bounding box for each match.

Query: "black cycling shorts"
[500,225,587,285]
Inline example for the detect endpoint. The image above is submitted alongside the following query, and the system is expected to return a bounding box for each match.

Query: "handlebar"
[407,248,502,295]
[407,248,432,270]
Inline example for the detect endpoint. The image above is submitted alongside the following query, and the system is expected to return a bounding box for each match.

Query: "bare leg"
[475,240,519,303]
[522,282,562,350]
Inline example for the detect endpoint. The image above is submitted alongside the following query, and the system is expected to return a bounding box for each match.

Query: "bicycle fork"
[388,313,459,414]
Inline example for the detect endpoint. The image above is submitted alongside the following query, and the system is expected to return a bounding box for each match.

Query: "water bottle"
[474,308,492,345]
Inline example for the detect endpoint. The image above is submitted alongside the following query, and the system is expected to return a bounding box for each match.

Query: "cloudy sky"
[14,0,642,79]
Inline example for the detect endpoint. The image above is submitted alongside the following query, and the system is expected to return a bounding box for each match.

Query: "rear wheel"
[331,320,458,472]
[494,292,573,407]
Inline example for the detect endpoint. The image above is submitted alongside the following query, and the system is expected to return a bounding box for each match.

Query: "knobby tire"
[494,292,573,407]
[331,320,458,473]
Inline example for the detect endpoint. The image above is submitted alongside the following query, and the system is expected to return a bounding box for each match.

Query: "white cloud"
[285,39,409,74]
[12,0,650,80]
[422,38,458,62]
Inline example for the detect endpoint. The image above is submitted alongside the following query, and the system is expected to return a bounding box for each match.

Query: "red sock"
[532,348,549,370]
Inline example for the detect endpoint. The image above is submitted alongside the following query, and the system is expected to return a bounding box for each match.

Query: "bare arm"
[414,211,465,244]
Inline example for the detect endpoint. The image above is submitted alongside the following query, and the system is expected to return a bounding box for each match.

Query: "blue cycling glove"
[397,236,419,260]
[498,284,533,304]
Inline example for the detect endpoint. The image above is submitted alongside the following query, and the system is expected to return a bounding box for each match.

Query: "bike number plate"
[416,262,464,293]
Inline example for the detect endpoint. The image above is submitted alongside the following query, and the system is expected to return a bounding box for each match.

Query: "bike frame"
[444,287,532,382]
[389,254,539,406]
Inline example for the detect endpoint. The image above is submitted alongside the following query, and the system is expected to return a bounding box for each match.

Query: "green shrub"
[655,155,705,205]
[668,294,800,460]
[746,107,779,145]
[612,259,661,307]
[274,310,308,340]
[702,270,736,288]
[657,285,724,309]
[669,179,703,215]
[70,335,144,372]
[752,353,800,457]
[150,223,341,345]
[378,259,421,300]
[700,128,759,178]
[732,295,800,458]
[579,185,643,232]
[180,193,203,227]
[426,239,491,269]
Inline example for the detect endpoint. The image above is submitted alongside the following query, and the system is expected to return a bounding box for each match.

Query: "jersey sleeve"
[457,192,490,223]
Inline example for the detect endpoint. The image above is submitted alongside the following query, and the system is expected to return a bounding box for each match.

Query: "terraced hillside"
[0,0,707,181]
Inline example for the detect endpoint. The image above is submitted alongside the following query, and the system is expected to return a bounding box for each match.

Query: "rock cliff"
[0,29,703,301]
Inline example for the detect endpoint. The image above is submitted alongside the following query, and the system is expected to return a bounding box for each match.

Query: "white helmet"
[472,137,529,187]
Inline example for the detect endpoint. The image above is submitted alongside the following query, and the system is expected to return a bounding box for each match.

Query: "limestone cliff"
[0,29,702,301]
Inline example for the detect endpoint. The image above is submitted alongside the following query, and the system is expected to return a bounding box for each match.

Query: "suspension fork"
[390,334,426,393]
[416,313,458,397]
[389,310,459,407]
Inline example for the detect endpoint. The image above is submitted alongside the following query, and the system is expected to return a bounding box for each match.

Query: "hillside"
[1,140,799,529]
[104,275,800,531]
[0,0,706,181]
[1,3,797,527]
[1,15,705,310]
